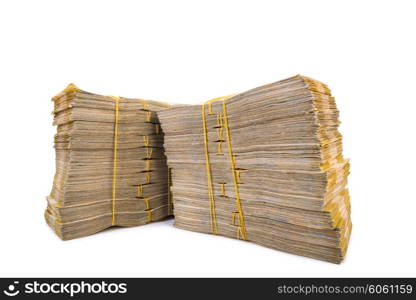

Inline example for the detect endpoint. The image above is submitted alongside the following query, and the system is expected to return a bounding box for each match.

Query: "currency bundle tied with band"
[158,75,351,263]
[46,84,173,240]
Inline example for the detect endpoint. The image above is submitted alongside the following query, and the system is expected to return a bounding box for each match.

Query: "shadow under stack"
[158,75,351,263]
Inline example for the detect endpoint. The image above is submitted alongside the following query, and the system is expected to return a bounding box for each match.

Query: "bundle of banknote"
[46,84,173,240]
[158,75,351,263]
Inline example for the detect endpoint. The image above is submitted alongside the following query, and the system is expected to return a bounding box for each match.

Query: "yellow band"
[168,168,173,216]
[217,141,223,154]
[201,103,218,234]
[146,148,153,160]
[110,96,120,226]
[137,184,143,197]
[146,209,153,222]
[139,98,149,111]
[143,135,149,147]
[143,197,150,209]
[231,211,237,225]
[145,172,151,184]
[222,98,247,240]
[139,98,156,223]
[201,94,241,236]
[220,183,226,196]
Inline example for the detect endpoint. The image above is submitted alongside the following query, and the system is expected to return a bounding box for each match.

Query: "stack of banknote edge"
[46,84,173,240]
[158,75,351,263]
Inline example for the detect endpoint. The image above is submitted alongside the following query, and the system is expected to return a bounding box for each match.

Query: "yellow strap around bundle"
[137,184,143,197]
[139,98,156,223]
[109,96,169,226]
[143,135,149,147]
[220,183,226,196]
[144,197,150,209]
[201,94,247,240]
[168,168,173,216]
[145,172,151,184]
[146,209,153,222]
[222,98,247,240]
[110,96,121,226]
[138,98,149,111]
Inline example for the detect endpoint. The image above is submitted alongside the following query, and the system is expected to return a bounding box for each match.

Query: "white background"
[0,0,415,277]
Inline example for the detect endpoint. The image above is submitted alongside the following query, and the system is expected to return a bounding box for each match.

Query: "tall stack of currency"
[46,84,173,240]
[158,75,351,263]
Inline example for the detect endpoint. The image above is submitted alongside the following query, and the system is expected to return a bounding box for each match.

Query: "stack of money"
[158,75,351,263]
[46,84,173,240]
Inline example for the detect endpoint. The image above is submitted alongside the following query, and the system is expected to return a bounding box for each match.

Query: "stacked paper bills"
[158,75,351,263]
[46,84,172,240]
